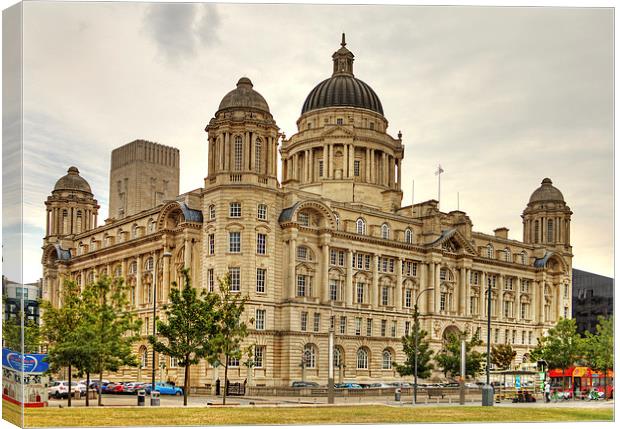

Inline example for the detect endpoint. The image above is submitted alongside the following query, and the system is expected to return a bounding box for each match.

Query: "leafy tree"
[81,276,142,406]
[583,316,613,398]
[395,316,434,379]
[40,280,86,407]
[209,273,252,405]
[490,343,517,371]
[149,269,219,406]
[435,330,485,379]
[529,318,583,392]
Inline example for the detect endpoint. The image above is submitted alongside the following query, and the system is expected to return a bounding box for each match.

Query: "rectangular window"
[256,268,266,293]
[391,321,397,337]
[330,316,335,330]
[488,275,497,289]
[208,268,215,292]
[313,313,320,332]
[365,255,371,270]
[301,312,308,331]
[329,280,338,301]
[440,292,447,311]
[330,249,337,265]
[505,329,510,343]
[505,278,513,290]
[355,317,362,335]
[405,321,410,336]
[520,302,528,319]
[529,331,533,344]
[471,271,480,285]
[381,320,387,337]
[512,330,517,344]
[339,316,346,335]
[228,356,239,367]
[209,205,216,220]
[520,279,530,293]
[356,282,365,304]
[356,254,363,269]
[338,251,345,266]
[297,246,308,260]
[389,259,394,273]
[521,330,526,345]
[208,234,215,255]
[354,160,360,176]
[254,346,265,368]
[257,204,267,220]
[405,289,412,308]
[298,212,309,226]
[229,267,240,292]
[255,309,266,330]
[382,287,389,306]
[319,160,324,177]
[297,275,306,297]
[229,202,241,218]
[382,258,388,272]
[170,357,177,368]
[336,118,344,125]
[366,318,373,336]
[494,329,499,343]
[257,233,267,255]
[229,231,241,253]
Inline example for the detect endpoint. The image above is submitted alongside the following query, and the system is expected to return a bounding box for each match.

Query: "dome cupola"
[53,166,92,194]
[528,178,565,204]
[217,77,270,113]
[301,34,384,115]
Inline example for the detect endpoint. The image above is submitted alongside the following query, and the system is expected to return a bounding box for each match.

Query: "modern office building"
[572,269,613,335]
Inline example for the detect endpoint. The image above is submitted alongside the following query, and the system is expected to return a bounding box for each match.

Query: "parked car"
[335,383,362,389]
[48,381,81,399]
[369,382,394,388]
[124,382,146,394]
[89,380,111,393]
[144,382,183,396]
[103,382,119,394]
[291,381,319,388]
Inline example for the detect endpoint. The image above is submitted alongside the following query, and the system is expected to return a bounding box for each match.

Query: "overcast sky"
[5,2,614,282]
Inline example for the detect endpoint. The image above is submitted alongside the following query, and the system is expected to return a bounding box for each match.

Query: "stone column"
[538,281,545,324]
[382,152,387,186]
[397,158,402,189]
[308,148,313,182]
[370,149,375,183]
[395,256,403,311]
[345,249,353,305]
[419,262,428,314]
[427,262,435,313]
[498,274,505,321]
[244,132,251,171]
[329,144,334,179]
[288,230,298,299]
[323,144,328,179]
[465,268,471,316]
[458,267,466,315]
[434,263,441,312]
[516,277,521,322]
[163,249,171,303]
[224,133,230,170]
[320,234,331,302]
[371,254,379,307]
[136,255,143,305]
[479,272,486,319]
[348,144,355,179]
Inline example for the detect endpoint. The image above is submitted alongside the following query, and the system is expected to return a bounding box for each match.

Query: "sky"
[2,1,614,282]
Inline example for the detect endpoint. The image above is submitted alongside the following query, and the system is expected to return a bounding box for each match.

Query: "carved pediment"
[428,228,476,255]
[320,125,356,139]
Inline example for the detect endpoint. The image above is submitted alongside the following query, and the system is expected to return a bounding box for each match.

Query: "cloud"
[142,3,220,63]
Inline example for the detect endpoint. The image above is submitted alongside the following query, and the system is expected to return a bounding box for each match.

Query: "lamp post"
[413,287,434,405]
[482,284,494,406]
[151,250,172,404]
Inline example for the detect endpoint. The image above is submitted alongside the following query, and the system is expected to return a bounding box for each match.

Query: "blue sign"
[515,376,521,389]
[2,348,49,374]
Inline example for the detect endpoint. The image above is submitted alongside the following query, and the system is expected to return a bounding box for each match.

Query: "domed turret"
[522,178,571,247]
[528,178,565,204]
[301,34,384,115]
[53,166,92,194]
[205,78,279,188]
[45,166,99,240]
[217,77,270,113]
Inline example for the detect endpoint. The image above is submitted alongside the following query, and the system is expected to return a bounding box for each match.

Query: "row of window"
[353,219,414,243]
[207,232,269,255]
[484,244,529,264]
[208,203,269,221]
[302,344,393,371]
[77,220,157,255]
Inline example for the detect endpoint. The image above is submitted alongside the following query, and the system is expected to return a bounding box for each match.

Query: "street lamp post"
[413,287,434,405]
[482,285,494,406]
[151,250,172,404]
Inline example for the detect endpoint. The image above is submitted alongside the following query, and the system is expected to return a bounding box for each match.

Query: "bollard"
[395,388,401,402]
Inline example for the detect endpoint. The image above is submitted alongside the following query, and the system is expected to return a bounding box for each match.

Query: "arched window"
[129,261,137,275]
[382,350,393,370]
[234,136,243,171]
[303,344,317,368]
[296,246,312,261]
[356,348,369,369]
[255,138,262,173]
[208,204,216,220]
[356,218,366,235]
[114,265,122,278]
[333,347,343,368]
[505,248,512,262]
[148,218,155,233]
[62,209,69,234]
[405,228,413,244]
[140,346,148,368]
[547,219,554,242]
[381,223,390,240]
[486,244,494,259]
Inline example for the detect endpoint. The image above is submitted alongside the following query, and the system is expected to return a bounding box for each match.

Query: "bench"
[426,388,445,399]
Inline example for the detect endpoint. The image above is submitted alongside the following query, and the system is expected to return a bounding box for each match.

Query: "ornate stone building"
[42,37,573,388]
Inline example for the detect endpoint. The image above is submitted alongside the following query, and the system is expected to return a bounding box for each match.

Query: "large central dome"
[301,35,384,116]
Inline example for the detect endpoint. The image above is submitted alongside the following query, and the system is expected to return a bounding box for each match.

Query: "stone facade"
[42,38,573,388]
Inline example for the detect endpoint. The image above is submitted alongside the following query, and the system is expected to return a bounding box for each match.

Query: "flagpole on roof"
[435,164,444,211]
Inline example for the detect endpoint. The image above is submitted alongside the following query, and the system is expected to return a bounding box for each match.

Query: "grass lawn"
[15,404,613,427]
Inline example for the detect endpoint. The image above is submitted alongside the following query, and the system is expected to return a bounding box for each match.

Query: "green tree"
[529,318,583,392]
[149,269,219,406]
[435,331,485,379]
[395,321,434,379]
[209,273,252,405]
[583,316,613,398]
[490,343,517,370]
[81,276,142,406]
[40,280,86,407]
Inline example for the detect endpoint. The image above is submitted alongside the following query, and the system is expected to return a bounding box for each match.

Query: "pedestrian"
[544,381,551,403]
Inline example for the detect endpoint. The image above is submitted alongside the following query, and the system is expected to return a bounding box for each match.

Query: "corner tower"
[205,77,279,188]
[282,34,404,211]
[522,178,572,250]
